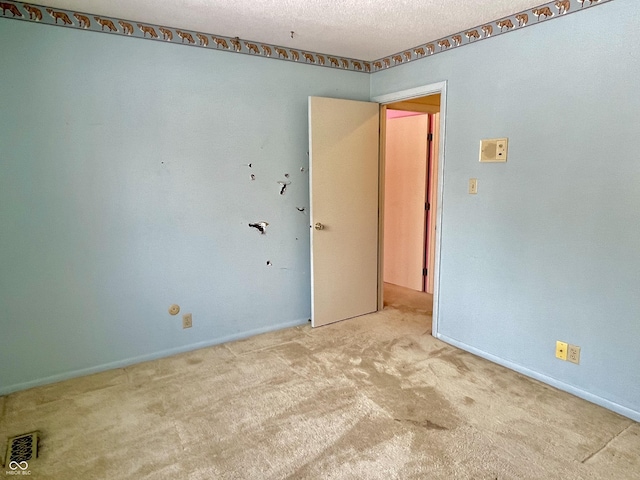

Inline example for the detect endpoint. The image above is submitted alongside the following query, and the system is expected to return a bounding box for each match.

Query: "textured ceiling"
[29,0,548,60]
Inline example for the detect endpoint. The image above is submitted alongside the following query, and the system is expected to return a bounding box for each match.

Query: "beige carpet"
[1,287,638,479]
[383,282,433,319]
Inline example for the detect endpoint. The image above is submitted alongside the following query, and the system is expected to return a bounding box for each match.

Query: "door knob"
[314,222,325,230]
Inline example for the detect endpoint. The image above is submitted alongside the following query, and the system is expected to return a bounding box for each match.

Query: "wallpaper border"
[373,0,612,71]
[0,0,613,74]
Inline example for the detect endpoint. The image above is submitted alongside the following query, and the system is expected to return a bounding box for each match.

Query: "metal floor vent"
[5,432,39,466]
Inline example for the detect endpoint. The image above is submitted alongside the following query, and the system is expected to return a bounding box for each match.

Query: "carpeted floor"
[1,285,638,479]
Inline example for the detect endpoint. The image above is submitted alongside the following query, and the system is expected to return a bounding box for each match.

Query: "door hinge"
[427,133,433,142]
[425,203,430,211]
[423,268,428,276]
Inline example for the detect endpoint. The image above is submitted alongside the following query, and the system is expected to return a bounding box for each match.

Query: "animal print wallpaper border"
[0,0,612,73]
[373,0,611,71]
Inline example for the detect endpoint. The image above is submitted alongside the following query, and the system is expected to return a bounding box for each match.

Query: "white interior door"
[309,96,379,327]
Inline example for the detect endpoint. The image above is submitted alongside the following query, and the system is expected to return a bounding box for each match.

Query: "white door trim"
[372,82,447,104]
[372,81,447,337]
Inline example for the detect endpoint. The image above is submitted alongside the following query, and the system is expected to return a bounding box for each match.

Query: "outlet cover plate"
[555,341,568,361]
[567,344,581,364]
[469,178,478,194]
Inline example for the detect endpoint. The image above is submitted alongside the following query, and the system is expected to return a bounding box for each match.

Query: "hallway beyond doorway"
[383,282,433,333]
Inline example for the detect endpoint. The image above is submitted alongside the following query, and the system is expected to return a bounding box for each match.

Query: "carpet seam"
[580,422,634,464]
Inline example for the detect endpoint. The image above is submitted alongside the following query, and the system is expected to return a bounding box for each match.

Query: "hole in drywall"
[296,207,306,213]
[250,174,256,180]
[278,181,291,195]
[284,173,290,178]
[266,260,272,266]
[300,167,305,172]
[249,222,268,234]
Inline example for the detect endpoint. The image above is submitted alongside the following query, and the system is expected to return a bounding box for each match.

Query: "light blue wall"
[372,0,640,420]
[0,19,369,393]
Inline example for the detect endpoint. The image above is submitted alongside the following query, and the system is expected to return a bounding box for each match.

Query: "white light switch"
[480,138,508,162]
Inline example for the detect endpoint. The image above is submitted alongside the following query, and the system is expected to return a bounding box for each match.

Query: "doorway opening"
[307,82,446,330]
[379,94,442,326]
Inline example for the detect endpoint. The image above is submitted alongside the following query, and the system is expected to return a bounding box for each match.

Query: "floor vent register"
[4,432,39,468]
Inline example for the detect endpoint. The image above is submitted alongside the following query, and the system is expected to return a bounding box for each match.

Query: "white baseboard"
[435,333,640,423]
[0,318,308,396]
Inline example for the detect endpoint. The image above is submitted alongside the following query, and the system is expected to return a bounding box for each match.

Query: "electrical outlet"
[567,344,581,364]
[182,313,192,329]
[555,341,568,361]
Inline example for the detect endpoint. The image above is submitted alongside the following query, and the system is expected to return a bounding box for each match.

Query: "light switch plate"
[480,138,508,162]
[469,178,478,194]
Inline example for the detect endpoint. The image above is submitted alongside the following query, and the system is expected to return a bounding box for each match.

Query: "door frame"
[372,81,447,336]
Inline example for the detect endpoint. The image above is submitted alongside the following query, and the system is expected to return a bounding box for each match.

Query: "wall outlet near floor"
[182,313,192,329]
[567,344,581,364]
[555,341,568,361]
